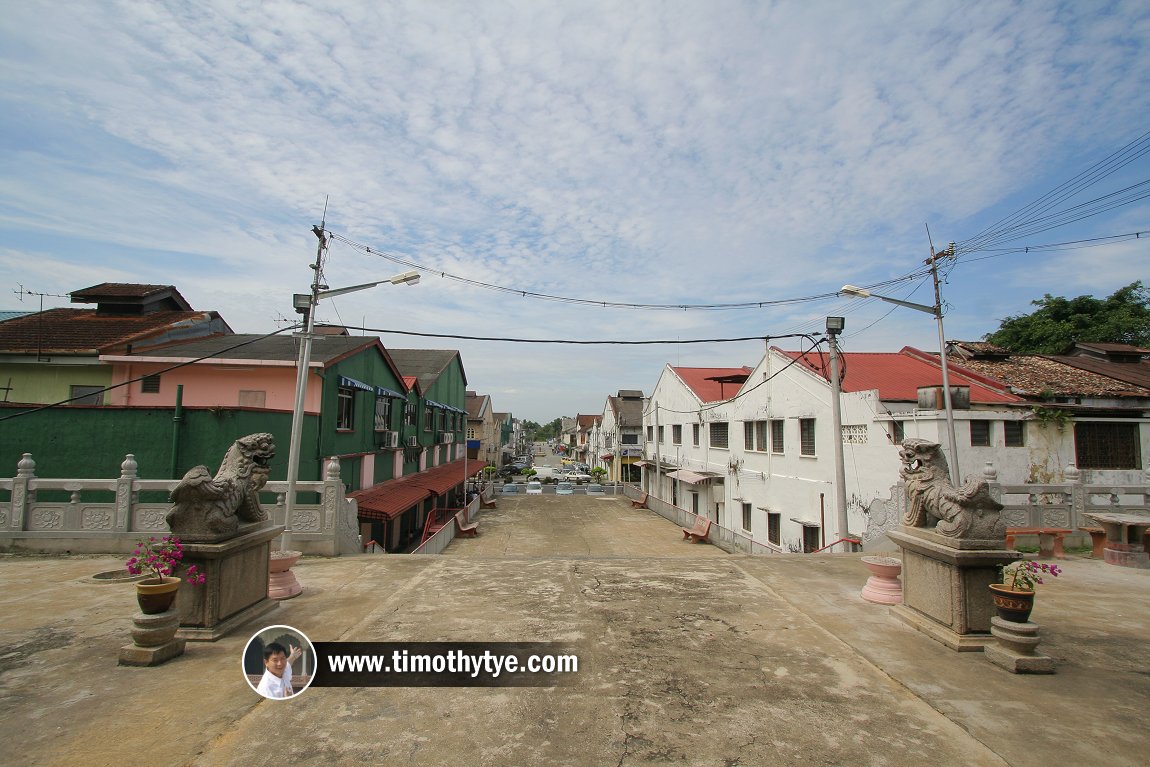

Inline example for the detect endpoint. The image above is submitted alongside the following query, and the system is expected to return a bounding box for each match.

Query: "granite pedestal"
[175,523,283,641]
[889,527,1020,651]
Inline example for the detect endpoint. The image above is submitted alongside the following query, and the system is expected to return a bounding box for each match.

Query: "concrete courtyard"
[1,491,1147,766]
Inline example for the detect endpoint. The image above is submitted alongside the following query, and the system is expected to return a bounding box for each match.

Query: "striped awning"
[374,385,405,398]
[666,469,720,484]
[338,375,374,392]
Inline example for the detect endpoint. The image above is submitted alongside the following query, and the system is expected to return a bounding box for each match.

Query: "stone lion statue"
[166,433,276,540]
[899,438,1003,539]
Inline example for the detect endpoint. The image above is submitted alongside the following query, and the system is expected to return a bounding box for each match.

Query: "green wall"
[0,405,318,481]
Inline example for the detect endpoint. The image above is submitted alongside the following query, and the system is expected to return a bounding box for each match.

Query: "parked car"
[556,468,592,482]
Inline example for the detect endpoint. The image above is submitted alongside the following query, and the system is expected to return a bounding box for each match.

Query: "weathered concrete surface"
[0,493,1147,766]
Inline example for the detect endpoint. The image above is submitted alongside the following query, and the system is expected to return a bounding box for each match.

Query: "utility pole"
[927,242,961,486]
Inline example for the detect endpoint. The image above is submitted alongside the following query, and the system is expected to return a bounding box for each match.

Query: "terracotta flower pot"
[988,583,1035,623]
[135,576,181,615]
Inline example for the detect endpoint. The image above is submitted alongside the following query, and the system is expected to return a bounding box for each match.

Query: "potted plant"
[989,559,1062,623]
[126,535,205,614]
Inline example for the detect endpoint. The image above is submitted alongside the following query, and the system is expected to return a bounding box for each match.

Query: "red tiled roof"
[577,414,600,429]
[776,348,1021,404]
[351,459,470,521]
[0,308,220,354]
[672,366,753,403]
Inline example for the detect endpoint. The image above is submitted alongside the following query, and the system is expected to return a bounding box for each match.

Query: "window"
[709,422,729,449]
[891,421,905,444]
[374,396,392,431]
[692,423,700,446]
[1004,421,1025,447]
[140,374,161,393]
[423,406,434,431]
[799,419,816,456]
[69,385,103,406]
[741,502,752,532]
[404,401,416,426]
[672,425,682,445]
[691,493,700,515]
[621,433,638,445]
[770,420,784,454]
[467,427,476,440]
[658,425,664,444]
[768,512,781,545]
[970,421,990,447]
[336,387,355,430]
[754,421,767,451]
[647,425,654,442]
[1075,422,1141,469]
[238,390,266,408]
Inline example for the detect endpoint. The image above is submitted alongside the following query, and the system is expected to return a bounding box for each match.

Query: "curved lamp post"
[280,264,421,553]
[840,284,961,486]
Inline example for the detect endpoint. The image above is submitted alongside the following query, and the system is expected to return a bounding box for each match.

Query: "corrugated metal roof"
[777,349,1021,404]
[386,349,466,390]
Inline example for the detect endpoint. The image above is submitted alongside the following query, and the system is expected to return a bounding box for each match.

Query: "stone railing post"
[321,456,343,533]
[8,453,36,531]
[1065,464,1083,530]
[115,454,138,532]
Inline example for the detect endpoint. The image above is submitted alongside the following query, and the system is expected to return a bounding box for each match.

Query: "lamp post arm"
[874,295,938,316]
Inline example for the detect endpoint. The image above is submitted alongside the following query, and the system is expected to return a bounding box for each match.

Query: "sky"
[2,1,1149,423]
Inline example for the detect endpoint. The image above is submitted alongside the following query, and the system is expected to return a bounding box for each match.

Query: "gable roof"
[71,283,193,312]
[466,391,491,419]
[671,367,752,403]
[385,349,467,391]
[776,348,1021,404]
[1046,354,1150,391]
[577,414,600,430]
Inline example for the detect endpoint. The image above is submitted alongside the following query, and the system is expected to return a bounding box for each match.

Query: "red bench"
[1005,527,1072,559]
[631,492,649,509]
[682,516,712,543]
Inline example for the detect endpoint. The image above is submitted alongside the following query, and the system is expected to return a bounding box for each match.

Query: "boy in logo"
[256,641,303,698]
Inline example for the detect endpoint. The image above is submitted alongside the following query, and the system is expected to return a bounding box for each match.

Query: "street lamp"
[825,317,850,549]
[280,249,421,553]
[840,282,961,486]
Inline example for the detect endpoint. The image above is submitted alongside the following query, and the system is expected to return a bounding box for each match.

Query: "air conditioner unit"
[377,431,399,449]
[440,432,454,444]
[406,436,419,448]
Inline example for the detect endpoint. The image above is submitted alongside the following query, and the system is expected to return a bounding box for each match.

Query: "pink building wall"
[106,361,324,413]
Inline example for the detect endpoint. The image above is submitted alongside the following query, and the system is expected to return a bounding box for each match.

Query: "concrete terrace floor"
[0,492,1147,767]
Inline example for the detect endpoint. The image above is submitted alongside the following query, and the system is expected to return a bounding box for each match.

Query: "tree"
[983,281,1150,354]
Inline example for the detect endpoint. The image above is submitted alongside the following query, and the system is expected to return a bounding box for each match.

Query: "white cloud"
[2,0,1149,421]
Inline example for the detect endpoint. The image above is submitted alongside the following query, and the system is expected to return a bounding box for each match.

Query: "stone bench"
[1005,527,1073,559]
[454,517,479,538]
[631,492,649,509]
[682,516,712,543]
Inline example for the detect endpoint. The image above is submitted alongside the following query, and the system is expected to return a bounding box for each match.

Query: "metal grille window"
[374,396,392,431]
[891,421,905,444]
[768,512,780,545]
[970,421,990,447]
[692,424,700,446]
[742,502,752,532]
[404,401,416,426]
[799,419,816,456]
[141,374,161,393]
[1075,422,1141,469]
[336,387,355,430]
[621,433,639,445]
[1004,421,1025,447]
[709,421,729,449]
[770,420,784,454]
[423,406,434,431]
[647,425,654,442]
[673,424,682,445]
[657,425,664,444]
[744,421,755,450]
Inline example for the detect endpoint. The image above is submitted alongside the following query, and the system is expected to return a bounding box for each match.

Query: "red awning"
[350,459,471,521]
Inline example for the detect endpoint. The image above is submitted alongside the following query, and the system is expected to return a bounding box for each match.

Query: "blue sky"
[2,1,1148,423]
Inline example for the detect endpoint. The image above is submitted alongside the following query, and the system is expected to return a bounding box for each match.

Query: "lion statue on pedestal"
[166,433,276,540]
[899,438,1003,539]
